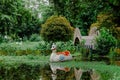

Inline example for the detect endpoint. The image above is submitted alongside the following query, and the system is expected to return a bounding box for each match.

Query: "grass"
[0,55,49,66]
[0,41,48,55]
[0,41,40,50]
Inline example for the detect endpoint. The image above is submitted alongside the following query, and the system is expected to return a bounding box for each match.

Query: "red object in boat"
[57,51,70,56]
[64,67,70,72]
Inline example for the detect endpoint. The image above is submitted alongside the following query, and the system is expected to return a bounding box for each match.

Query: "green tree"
[24,0,54,23]
[0,0,40,39]
[95,27,117,56]
[41,15,74,42]
[50,0,109,35]
[108,0,120,26]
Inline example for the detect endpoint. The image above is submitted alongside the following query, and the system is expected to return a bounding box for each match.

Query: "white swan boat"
[50,43,73,62]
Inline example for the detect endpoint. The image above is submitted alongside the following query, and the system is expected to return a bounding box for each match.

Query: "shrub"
[29,34,41,42]
[95,27,117,56]
[117,39,120,48]
[56,40,75,53]
[41,15,74,42]
[0,44,17,55]
[36,41,51,55]
[36,41,76,55]
[0,35,3,43]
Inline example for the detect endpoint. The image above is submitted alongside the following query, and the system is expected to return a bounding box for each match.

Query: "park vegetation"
[0,0,120,79]
[41,15,74,42]
[0,0,120,61]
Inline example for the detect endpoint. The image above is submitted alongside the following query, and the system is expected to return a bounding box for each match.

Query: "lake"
[0,62,120,80]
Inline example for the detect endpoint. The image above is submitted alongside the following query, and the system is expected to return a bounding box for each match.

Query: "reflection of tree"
[81,70,91,80]
[15,64,41,80]
[55,69,74,80]
[40,64,52,80]
[0,63,41,80]
[0,63,101,80]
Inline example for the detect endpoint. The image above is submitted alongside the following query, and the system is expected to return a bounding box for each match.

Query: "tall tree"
[108,0,120,26]
[0,0,40,38]
[50,0,106,35]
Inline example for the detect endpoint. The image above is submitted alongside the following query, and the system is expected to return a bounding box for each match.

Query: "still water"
[0,63,120,80]
[0,63,118,80]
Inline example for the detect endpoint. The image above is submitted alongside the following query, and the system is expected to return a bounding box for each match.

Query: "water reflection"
[74,68,82,80]
[0,63,41,80]
[49,63,100,80]
[0,63,108,80]
[50,63,71,80]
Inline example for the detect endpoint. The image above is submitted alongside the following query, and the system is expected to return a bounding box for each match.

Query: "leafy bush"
[95,27,117,55]
[0,35,4,43]
[56,41,75,53]
[0,41,76,56]
[0,0,40,38]
[0,45,17,55]
[41,15,74,42]
[29,34,41,42]
[36,41,51,55]
[117,39,120,48]
[36,41,76,55]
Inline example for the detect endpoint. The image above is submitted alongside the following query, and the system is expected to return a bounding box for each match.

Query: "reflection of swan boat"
[50,63,70,80]
[50,43,73,62]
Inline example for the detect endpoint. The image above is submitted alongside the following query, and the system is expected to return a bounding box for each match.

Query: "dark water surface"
[0,63,119,80]
[0,63,120,80]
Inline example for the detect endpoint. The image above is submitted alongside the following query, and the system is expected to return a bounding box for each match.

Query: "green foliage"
[0,44,17,55]
[90,13,120,39]
[0,35,4,43]
[0,0,40,39]
[24,0,54,24]
[36,41,76,55]
[107,0,120,26]
[36,41,51,55]
[109,48,117,64]
[40,5,54,23]
[29,34,41,42]
[55,41,75,53]
[0,42,40,55]
[117,40,120,48]
[41,15,74,42]
[51,0,109,35]
[109,0,120,6]
[95,27,117,55]
[112,27,120,39]
[51,0,120,36]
